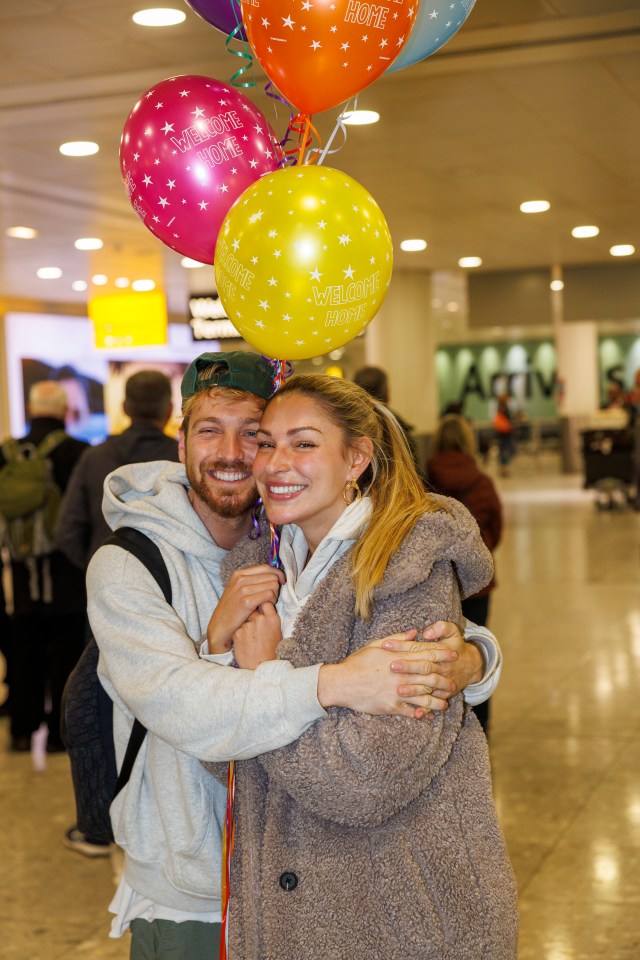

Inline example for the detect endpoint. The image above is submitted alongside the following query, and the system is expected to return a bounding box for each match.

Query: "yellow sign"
[89,291,168,348]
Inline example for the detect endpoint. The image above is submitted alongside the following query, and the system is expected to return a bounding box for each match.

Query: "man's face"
[179,391,264,519]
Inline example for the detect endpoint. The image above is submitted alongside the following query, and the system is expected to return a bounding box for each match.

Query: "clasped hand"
[208,566,483,719]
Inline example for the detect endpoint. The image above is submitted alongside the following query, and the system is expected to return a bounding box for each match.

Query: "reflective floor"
[1,451,639,958]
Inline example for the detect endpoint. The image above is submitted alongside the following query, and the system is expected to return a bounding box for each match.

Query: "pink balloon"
[120,75,282,263]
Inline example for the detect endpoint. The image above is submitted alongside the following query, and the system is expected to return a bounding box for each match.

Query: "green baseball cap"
[181,352,275,404]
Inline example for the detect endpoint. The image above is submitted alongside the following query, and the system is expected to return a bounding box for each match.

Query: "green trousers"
[130,919,222,960]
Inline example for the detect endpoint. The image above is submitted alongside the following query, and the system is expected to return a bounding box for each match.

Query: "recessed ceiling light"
[571,225,599,239]
[74,237,103,250]
[72,280,88,291]
[59,141,99,157]
[181,257,207,268]
[132,279,156,291]
[400,239,427,252]
[458,256,482,268]
[520,200,550,213]
[340,110,380,126]
[446,301,460,312]
[6,226,37,239]
[92,273,108,285]
[610,244,635,257]
[37,267,62,279]
[115,277,131,288]
[550,280,564,292]
[132,8,186,26]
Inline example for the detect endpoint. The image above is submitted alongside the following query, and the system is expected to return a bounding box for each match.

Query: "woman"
[207,375,518,959]
[426,414,503,733]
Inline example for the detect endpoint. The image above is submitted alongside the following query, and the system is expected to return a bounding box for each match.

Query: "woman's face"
[254,392,370,552]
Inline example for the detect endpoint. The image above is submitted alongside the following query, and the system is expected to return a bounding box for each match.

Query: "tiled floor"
[1,451,639,958]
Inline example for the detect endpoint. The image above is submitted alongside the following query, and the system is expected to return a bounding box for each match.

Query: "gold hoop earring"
[343,479,362,505]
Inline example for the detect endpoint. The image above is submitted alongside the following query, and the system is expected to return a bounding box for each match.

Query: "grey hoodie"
[87,460,325,914]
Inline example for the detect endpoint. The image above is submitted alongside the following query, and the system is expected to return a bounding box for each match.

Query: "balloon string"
[268,522,283,570]
[220,758,236,959]
[282,114,321,166]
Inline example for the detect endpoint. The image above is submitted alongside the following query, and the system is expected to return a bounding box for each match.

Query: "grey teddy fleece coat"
[206,496,518,959]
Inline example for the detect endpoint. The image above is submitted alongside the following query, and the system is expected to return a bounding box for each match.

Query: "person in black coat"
[1,381,88,752]
[55,370,179,571]
[426,414,503,734]
[353,366,422,478]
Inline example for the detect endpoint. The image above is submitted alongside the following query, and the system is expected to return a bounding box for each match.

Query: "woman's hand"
[233,602,283,669]
[206,565,285,655]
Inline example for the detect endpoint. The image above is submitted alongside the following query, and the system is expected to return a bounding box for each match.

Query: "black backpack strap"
[102,527,172,798]
[103,527,172,604]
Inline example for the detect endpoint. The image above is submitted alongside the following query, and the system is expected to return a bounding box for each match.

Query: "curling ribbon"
[264,82,296,165]
[224,0,256,88]
[309,96,358,166]
[263,357,294,394]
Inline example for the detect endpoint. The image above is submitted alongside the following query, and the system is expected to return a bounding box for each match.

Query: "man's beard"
[186,458,258,519]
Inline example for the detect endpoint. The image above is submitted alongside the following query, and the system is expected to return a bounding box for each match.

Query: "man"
[88,352,501,959]
[354,365,421,473]
[1,381,87,752]
[55,369,179,571]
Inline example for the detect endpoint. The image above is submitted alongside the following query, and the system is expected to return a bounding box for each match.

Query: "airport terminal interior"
[1,0,640,957]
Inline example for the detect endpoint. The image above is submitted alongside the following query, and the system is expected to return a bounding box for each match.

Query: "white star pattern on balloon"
[213,165,393,360]
[242,0,419,114]
[119,75,282,262]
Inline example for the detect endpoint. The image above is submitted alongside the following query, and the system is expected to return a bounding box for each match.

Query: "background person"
[0,381,87,753]
[55,369,179,572]
[205,374,517,959]
[425,412,503,733]
[353,364,422,475]
[493,391,516,477]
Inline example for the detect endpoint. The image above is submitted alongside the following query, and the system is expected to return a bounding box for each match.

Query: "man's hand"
[318,631,452,720]
[382,620,484,701]
[233,602,283,669]
[207,565,285,654]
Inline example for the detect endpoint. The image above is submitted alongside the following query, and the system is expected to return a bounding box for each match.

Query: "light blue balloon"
[388,0,477,74]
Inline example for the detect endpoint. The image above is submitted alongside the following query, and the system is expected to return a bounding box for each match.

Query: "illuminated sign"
[188,293,240,340]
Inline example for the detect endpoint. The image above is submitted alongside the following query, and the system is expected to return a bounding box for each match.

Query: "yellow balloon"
[214,165,393,360]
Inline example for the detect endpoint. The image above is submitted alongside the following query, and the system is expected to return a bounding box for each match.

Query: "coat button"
[279,871,298,891]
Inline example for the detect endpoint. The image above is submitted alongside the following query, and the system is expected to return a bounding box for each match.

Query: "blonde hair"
[429,414,477,459]
[181,363,266,433]
[273,374,443,619]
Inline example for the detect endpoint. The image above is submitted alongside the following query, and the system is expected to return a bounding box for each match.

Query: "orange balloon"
[241,0,418,115]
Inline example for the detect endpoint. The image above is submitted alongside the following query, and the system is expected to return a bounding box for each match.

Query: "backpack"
[0,430,68,561]
[61,526,172,844]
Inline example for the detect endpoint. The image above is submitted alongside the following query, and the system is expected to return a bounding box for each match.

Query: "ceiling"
[1,0,639,316]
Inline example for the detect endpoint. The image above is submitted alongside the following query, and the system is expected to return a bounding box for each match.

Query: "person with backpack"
[84,352,503,960]
[55,369,179,572]
[55,369,179,858]
[0,380,87,753]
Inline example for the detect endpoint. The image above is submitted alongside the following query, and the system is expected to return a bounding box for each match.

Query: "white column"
[364,272,438,434]
[552,268,599,471]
